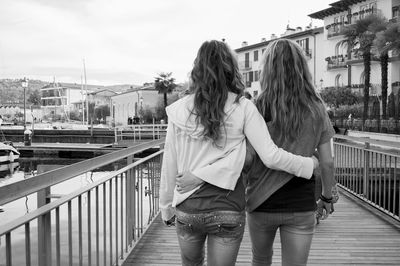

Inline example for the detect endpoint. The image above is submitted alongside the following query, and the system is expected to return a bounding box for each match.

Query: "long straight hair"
[257,39,324,142]
[189,40,244,143]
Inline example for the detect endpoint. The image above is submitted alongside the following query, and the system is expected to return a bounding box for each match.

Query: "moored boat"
[0,161,20,177]
[0,142,20,163]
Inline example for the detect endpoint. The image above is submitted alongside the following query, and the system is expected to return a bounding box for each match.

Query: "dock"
[123,190,400,266]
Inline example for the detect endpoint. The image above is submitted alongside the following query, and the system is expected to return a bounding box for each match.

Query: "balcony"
[238,60,252,70]
[325,8,382,39]
[326,54,348,70]
[351,8,382,23]
[346,52,380,65]
[327,24,347,38]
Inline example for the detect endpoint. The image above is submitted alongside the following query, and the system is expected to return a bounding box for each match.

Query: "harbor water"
[0,157,153,266]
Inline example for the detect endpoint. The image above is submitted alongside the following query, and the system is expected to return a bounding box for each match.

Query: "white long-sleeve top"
[160,93,314,220]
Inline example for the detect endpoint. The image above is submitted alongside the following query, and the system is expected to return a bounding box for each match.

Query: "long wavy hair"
[257,39,324,142]
[189,40,244,143]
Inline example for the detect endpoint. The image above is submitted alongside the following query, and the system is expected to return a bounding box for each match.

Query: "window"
[262,48,266,54]
[335,74,343,87]
[333,16,339,32]
[254,71,259,82]
[253,90,258,98]
[249,71,254,83]
[393,6,400,18]
[245,53,250,68]
[254,50,259,61]
[297,38,309,55]
[360,2,377,19]
[301,38,309,49]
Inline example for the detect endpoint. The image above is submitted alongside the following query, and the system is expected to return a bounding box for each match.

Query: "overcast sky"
[0,0,332,86]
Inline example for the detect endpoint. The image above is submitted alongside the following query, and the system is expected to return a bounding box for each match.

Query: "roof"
[309,0,367,19]
[309,6,347,19]
[110,85,156,98]
[235,27,323,53]
[41,82,103,91]
[88,89,118,96]
[330,0,367,8]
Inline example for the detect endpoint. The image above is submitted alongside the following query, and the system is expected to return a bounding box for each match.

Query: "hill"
[0,79,48,105]
[0,79,140,105]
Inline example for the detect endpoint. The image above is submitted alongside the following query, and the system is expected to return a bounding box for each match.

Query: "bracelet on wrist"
[319,194,333,203]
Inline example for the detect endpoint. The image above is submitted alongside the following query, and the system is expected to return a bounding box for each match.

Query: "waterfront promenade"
[123,190,400,265]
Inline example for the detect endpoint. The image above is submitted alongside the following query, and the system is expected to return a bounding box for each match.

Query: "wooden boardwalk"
[123,190,400,266]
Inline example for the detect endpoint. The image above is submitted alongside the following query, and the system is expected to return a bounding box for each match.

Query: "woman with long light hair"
[160,40,318,266]
[244,39,335,266]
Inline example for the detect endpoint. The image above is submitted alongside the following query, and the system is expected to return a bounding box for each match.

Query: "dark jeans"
[175,209,245,266]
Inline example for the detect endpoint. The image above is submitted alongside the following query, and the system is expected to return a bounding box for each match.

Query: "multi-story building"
[41,83,89,119]
[235,26,324,98]
[309,0,400,96]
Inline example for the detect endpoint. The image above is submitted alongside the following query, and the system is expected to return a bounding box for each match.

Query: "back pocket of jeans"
[217,222,244,238]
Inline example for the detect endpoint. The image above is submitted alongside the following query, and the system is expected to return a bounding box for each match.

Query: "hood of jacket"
[166,92,243,140]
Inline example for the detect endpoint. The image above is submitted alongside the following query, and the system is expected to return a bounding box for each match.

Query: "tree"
[320,86,359,108]
[344,14,387,123]
[374,22,400,119]
[94,105,110,123]
[154,72,177,119]
[388,92,396,117]
[27,89,41,106]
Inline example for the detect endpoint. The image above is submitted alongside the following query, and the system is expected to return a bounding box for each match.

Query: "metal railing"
[333,117,400,135]
[114,124,167,143]
[0,139,165,266]
[334,137,400,221]
[327,25,346,38]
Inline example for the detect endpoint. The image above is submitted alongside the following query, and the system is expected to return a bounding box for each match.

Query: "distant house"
[111,84,181,126]
[88,89,117,107]
[41,83,89,119]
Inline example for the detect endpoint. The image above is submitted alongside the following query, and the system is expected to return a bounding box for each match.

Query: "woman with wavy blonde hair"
[244,38,335,266]
[160,40,319,266]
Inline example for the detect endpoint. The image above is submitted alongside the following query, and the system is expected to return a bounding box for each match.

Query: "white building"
[309,0,400,96]
[235,26,324,98]
[41,83,90,119]
[111,85,175,126]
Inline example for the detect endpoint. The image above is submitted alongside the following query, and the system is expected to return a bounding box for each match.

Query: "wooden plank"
[123,189,400,265]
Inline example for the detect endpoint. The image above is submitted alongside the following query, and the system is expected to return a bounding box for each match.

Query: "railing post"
[126,155,135,245]
[363,142,370,199]
[37,165,56,266]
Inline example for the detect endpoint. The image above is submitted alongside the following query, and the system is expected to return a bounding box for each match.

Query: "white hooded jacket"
[160,92,314,220]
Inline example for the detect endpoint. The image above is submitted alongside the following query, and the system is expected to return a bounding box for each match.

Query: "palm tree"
[154,72,177,112]
[374,22,400,119]
[344,14,387,124]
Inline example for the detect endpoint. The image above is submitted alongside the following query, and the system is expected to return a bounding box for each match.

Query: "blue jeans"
[247,211,316,266]
[175,209,245,266]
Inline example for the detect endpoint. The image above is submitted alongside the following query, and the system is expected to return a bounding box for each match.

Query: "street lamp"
[140,96,144,123]
[135,90,140,117]
[21,77,28,130]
